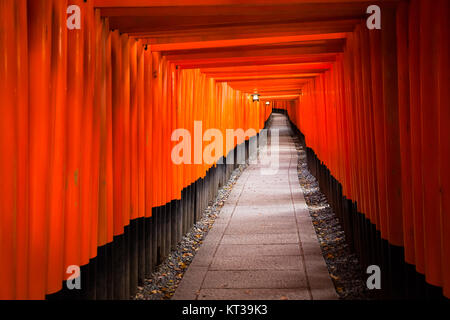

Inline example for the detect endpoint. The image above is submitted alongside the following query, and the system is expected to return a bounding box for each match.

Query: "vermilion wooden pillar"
[361,26,379,227]
[370,29,388,240]
[408,0,425,275]
[137,41,146,220]
[121,33,132,296]
[396,0,414,266]
[47,0,68,295]
[14,0,30,300]
[129,36,139,296]
[353,25,368,218]
[152,52,162,207]
[27,0,53,299]
[96,15,110,248]
[111,29,124,238]
[80,0,95,268]
[345,34,362,213]
[143,46,153,277]
[105,20,114,246]
[121,34,131,229]
[419,0,442,288]
[380,3,408,299]
[381,4,403,249]
[130,39,139,222]
[0,0,28,300]
[111,29,126,299]
[144,47,153,217]
[436,0,450,298]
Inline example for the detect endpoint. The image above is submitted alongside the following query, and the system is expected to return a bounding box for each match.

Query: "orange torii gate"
[0,0,448,300]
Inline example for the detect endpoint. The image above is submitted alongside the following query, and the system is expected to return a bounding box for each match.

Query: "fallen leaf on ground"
[330,274,339,281]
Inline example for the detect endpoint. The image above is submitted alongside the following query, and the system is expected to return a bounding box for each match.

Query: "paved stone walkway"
[173,114,337,300]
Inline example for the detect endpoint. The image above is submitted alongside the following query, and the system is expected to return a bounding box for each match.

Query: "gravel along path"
[292,135,372,300]
[134,164,248,300]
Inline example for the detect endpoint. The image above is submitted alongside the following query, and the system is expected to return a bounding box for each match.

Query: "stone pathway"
[172,113,337,300]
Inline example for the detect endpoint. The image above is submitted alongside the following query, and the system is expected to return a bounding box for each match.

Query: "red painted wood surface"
[0,0,449,299]
[286,0,448,296]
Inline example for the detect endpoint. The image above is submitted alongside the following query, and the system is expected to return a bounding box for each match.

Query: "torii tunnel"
[0,0,449,302]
